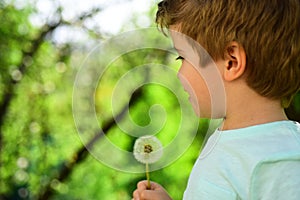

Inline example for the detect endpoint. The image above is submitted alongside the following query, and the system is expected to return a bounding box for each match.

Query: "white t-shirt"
[183,121,300,200]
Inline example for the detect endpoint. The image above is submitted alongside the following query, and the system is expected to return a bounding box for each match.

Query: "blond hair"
[156,0,300,107]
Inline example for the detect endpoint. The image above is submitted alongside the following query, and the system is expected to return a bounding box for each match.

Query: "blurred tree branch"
[37,88,144,200]
[0,5,103,129]
[0,22,59,127]
[0,16,63,195]
[2,2,297,199]
[0,4,103,197]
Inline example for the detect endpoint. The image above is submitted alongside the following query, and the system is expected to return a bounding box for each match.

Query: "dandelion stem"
[146,162,151,189]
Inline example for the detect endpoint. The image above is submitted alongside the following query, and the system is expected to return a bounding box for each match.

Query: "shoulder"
[183,178,239,200]
[216,121,300,155]
[216,120,300,178]
[250,152,300,200]
[185,121,300,199]
[246,121,300,199]
[201,121,300,198]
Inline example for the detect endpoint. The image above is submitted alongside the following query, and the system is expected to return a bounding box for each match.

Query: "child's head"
[156,0,300,107]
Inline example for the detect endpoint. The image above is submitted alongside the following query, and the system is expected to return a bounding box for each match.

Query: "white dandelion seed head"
[133,135,163,164]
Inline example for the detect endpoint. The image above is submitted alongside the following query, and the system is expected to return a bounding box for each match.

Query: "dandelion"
[133,135,163,189]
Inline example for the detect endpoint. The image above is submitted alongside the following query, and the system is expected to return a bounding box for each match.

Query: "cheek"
[178,63,208,101]
[178,61,226,118]
[177,62,194,91]
[179,63,205,94]
[178,63,213,116]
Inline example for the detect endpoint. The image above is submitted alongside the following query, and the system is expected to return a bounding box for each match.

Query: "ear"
[223,41,246,81]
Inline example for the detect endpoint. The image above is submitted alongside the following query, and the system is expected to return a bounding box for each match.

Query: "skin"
[170,26,288,129]
[132,26,288,200]
[132,181,172,200]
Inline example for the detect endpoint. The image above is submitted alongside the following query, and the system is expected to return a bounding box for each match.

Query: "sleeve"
[249,153,300,200]
[183,178,239,200]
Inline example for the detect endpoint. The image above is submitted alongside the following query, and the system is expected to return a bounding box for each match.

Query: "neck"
[221,89,288,130]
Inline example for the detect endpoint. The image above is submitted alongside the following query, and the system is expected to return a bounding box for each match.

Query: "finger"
[137,180,148,191]
[138,180,162,191]
[149,182,163,190]
[140,190,167,200]
[132,189,140,200]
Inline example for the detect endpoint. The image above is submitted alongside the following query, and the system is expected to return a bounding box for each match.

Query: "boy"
[133,0,300,199]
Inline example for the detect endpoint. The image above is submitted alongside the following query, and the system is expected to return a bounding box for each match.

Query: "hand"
[132,180,173,200]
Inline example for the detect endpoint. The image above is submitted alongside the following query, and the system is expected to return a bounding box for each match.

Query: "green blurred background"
[0,0,299,199]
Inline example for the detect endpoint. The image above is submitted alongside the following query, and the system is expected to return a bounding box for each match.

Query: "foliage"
[0,1,299,200]
[0,2,205,200]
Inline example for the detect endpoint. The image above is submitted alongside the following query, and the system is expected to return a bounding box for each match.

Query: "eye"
[176,56,184,60]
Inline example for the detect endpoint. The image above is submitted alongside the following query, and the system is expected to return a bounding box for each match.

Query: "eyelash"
[176,56,184,60]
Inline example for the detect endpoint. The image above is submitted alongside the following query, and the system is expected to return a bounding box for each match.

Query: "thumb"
[140,189,172,200]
